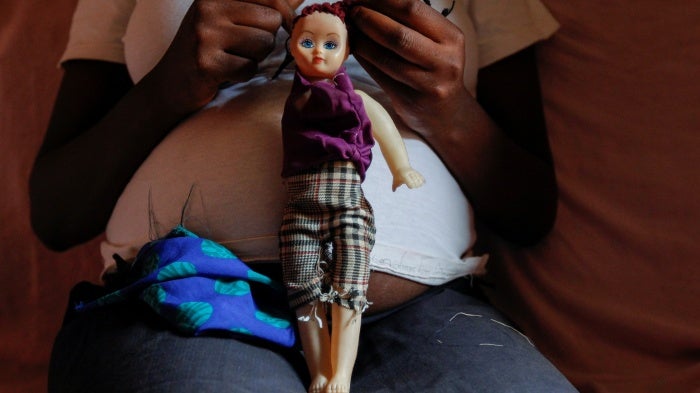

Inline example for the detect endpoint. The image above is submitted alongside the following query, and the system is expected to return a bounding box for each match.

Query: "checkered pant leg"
[280,161,375,311]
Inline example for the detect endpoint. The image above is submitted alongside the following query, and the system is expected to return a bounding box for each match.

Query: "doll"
[279,2,425,392]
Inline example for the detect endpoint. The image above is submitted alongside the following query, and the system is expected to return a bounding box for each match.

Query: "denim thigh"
[48,283,308,393]
[50,281,577,393]
[353,284,579,393]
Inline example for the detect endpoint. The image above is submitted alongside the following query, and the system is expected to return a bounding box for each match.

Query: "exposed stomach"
[103,77,467,313]
[103,80,291,263]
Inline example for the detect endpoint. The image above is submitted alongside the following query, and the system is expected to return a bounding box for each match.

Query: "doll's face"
[290,11,349,81]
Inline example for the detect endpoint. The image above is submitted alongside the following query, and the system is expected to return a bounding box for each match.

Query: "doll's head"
[289,2,350,81]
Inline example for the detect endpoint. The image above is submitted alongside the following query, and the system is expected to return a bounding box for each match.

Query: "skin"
[29,0,556,366]
[30,0,302,250]
[348,0,556,244]
[289,11,349,82]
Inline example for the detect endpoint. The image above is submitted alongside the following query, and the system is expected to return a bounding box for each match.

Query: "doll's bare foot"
[325,374,350,393]
[308,375,329,393]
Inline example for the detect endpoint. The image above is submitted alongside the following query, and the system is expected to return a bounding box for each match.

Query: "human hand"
[347,0,470,138]
[393,168,425,191]
[150,0,298,111]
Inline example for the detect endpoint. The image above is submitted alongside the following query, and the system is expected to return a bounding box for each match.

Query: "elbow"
[29,168,88,252]
[493,208,557,247]
[509,204,557,247]
[477,169,558,247]
[29,168,59,250]
[30,215,99,253]
[496,186,558,247]
[29,188,74,252]
[29,199,97,252]
[30,213,71,252]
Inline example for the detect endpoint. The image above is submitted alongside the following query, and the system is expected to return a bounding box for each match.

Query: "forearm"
[30,64,200,250]
[30,0,300,251]
[346,0,557,245]
[359,92,411,172]
[422,88,557,245]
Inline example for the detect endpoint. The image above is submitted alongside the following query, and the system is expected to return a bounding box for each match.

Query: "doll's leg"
[326,196,374,393]
[295,301,333,393]
[280,196,332,392]
[327,304,362,393]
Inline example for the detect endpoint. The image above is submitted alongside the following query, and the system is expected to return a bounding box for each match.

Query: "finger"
[184,1,278,62]
[221,24,278,62]
[352,31,436,93]
[216,0,287,33]
[191,24,269,83]
[405,173,425,189]
[412,173,426,188]
[349,5,441,69]
[238,0,297,32]
[349,0,455,44]
[282,0,306,31]
[204,2,286,65]
[353,54,418,106]
[210,48,260,83]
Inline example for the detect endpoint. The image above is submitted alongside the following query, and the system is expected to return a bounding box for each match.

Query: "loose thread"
[298,302,325,328]
[490,319,534,346]
[449,312,483,322]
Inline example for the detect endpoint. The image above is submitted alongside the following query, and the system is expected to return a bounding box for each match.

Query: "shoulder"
[60,0,137,64]
[467,0,559,67]
[354,90,380,112]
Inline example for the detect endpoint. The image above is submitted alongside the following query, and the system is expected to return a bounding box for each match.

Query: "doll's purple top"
[281,66,374,181]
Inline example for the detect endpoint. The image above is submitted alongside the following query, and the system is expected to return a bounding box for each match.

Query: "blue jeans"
[49,280,577,392]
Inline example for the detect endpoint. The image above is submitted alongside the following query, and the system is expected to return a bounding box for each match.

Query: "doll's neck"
[297,71,337,86]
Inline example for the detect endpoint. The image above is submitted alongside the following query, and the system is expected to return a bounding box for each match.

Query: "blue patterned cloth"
[76,225,296,348]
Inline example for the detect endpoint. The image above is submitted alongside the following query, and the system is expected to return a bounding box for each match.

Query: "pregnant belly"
[104,81,292,264]
[104,78,440,314]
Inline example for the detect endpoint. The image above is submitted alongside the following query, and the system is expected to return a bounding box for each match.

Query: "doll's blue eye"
[301,39,314,49]
[323,41,338,50]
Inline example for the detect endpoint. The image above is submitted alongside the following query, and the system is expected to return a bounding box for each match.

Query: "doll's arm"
[356,90,425,191]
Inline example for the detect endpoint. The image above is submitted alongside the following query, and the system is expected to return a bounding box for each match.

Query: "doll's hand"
[149,0,297,112]
[347,0,470,139]
[393,168,426,191]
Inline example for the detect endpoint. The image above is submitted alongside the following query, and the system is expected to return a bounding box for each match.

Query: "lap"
[49,281,577,393]
[354,283,578,392]
[48,283,308,393]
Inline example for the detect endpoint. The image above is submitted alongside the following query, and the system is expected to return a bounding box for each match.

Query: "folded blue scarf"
[76,225,296,348]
